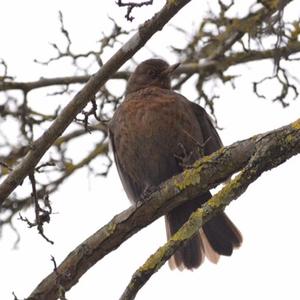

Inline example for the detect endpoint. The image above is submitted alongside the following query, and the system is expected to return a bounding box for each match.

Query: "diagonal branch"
[27,118,300,300]
[0,0,192,206]
[120,119,300,300]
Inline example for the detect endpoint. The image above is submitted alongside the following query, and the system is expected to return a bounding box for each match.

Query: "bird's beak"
[161,63,180,76]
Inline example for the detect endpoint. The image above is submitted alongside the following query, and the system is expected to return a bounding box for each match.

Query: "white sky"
[1,1,300,300]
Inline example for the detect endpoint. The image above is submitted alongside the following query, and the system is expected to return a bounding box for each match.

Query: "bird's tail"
[165,191,242,270]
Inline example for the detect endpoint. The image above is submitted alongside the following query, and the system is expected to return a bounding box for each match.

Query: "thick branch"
[120,120,300,300]
[27,118,300,300]
[0,0,192,205]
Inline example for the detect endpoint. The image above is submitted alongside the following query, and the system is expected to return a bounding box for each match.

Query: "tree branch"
[179,42,300,74]
[120,119,300,300]
[0,0,192,205]
[1,1,296,94]
[2,41,300,94]
[116,0,154,22]
[1,129,109,227]
[0,72,130,92]
[27,118,300,300]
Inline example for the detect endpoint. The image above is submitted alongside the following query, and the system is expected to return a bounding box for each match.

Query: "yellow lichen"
[139,246,166,271]
[290,21,300,41]
[106,222,116,235]
[167,0,177,5]
[102,223,117,239]
[208,173,242,208]
[174,148,226,191]
[291,119,300,130]
[64,162,75,173]
[1,166,10,175]
[174,167,201,191]
[207,189,226,208]
[285,134,293,143]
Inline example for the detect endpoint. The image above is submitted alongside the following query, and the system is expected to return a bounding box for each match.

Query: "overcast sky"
[1,1,300,300]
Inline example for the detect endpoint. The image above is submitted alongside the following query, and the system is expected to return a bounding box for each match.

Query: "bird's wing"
[187,101,223,155]
[108,126,143,203]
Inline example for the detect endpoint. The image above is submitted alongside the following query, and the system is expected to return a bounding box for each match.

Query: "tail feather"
[203,212,242,256]
[222,213,243,247]
[177,234,203,269]
[200,228,220,264]
[165,192,242,270]
[165,207,204,270]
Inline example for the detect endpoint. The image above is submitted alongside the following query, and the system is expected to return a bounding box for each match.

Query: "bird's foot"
[174,142,194,169]
[140,185,157,201]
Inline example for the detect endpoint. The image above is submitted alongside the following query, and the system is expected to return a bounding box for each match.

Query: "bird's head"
[125,59,180,95]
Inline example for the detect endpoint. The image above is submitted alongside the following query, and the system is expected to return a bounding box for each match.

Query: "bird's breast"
[120,98,194,146]
[110,92,203,187]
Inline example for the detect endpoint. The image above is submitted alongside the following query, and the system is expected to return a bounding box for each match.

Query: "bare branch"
[18,172,54,244]
[253,65,299,106]
[12,292,19,300]
[1,141,109,228]
[171,0,294,116]
[34,12,130,71]
[116,0,153,21]
[0,0,192,205]
[0,59,13,81]
[0,73,128,92]
[1,40,300,95]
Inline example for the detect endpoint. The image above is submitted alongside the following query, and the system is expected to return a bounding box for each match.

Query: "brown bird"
[109,58,242,270]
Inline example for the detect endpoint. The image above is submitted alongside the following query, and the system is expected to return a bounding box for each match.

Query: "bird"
[108,58,242,270]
